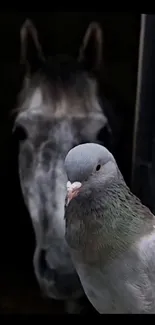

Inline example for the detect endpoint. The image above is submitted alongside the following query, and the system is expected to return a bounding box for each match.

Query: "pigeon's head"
[64,143,117,205]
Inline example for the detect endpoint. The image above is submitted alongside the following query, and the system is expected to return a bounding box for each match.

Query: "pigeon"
[64,142,155,314]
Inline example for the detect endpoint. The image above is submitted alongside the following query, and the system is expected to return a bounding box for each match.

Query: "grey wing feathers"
[71,230,155,313]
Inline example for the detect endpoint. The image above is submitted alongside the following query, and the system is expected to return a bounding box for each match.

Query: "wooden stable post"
[132,14,155,212]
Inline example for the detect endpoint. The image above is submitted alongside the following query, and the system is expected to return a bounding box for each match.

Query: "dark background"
[0,12,140,313]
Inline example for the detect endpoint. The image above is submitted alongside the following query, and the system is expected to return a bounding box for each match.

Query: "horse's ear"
[20,19,45,76]
[78,22,103,73]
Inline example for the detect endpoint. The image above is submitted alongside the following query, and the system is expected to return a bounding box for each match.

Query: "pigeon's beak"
[66,181,82,206]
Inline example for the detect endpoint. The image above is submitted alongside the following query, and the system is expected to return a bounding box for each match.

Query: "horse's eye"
[13,125,28,142]
[96,164,101,171]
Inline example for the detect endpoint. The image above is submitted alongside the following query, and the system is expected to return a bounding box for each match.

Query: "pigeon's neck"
[85,178,154,261]
[66,177,155,264]
[97,178,153,230]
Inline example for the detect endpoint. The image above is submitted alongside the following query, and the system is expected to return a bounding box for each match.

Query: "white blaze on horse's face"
[29,88,43,111]
[13,18,114,308]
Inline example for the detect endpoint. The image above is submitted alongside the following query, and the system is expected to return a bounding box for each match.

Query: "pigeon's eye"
[96,164,101,171]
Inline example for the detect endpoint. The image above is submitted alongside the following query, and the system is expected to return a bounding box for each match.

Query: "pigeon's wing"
[102,230,155,314]
[72,261,122,313]
[70,230,155,314]
[113,230,155,313]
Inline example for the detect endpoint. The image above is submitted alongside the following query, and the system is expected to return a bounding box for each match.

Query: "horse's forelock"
[16,58,102,120]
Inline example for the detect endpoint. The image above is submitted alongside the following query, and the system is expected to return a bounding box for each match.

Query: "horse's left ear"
[20,19,45,76]
[78,22,103,72]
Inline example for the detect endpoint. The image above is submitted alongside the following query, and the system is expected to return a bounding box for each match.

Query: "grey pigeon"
[64,142,155,314]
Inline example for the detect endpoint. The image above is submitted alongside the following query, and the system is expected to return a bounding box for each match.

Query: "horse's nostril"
[13,125,28,142]
[38,249,46,276]
[38,249,81,296]
[38,249,55,281]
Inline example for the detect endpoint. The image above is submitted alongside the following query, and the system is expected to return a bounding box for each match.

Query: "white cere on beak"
[66,181,82,206]
[67,181,82,191]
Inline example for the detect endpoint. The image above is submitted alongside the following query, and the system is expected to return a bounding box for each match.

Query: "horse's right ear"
[20,19,45,76]
[78,22,103,73]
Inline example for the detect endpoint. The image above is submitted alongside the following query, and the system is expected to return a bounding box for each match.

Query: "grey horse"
[13,19,114,313]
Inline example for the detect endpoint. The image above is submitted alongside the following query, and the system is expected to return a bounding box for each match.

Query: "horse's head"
[13,19,113,303]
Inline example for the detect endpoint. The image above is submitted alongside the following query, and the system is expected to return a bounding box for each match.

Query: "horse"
[13,19,116,313]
